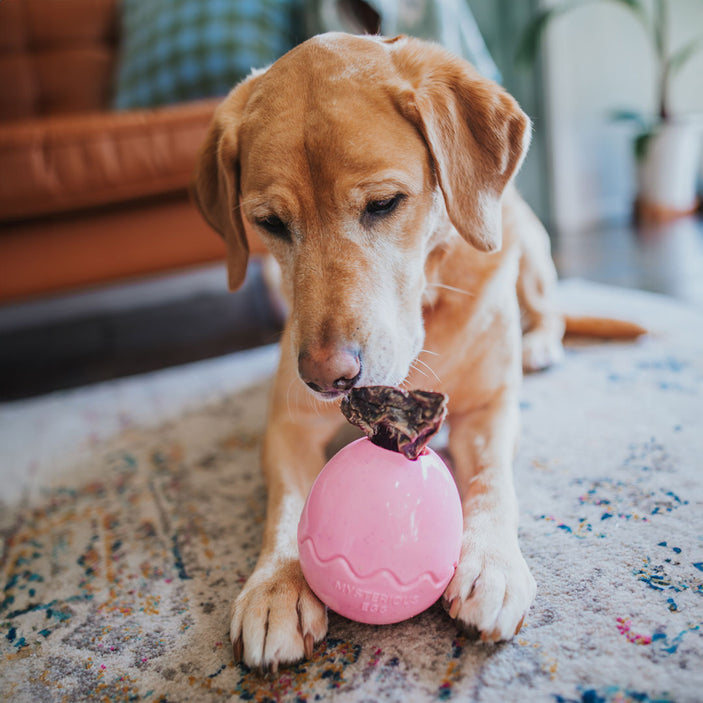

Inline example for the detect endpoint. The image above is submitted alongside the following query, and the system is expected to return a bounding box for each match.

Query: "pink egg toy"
[297,436,463,625]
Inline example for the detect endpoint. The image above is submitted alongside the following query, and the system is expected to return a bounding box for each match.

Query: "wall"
[542,0,703,233]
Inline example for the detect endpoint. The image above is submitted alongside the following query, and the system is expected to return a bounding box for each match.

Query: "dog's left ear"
[191,74,260,291]
[388,38,531,252]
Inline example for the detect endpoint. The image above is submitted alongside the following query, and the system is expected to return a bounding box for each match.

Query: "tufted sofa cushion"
[0,0,119,121]
[0,98,219,221]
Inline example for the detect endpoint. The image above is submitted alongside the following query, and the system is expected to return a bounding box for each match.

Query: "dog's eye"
[257,215,289,239]
[365,194,404,218]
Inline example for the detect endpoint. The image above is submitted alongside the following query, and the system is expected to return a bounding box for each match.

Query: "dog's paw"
[230,558,328,671]
[522,328,564,373]
[443,532,536,642]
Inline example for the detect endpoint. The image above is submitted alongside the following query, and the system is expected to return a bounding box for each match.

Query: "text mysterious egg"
[297,437,463,625]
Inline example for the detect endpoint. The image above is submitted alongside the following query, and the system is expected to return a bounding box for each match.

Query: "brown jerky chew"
[340,386,448,461]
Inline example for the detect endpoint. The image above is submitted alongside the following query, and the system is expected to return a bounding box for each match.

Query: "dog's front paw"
[522,327,564,373]
[443,531,536,642]
[230,558,328,671]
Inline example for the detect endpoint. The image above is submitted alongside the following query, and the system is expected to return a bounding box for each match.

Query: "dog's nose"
[298,346,361,394]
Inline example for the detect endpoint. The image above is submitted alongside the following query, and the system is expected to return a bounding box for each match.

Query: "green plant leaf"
[634,131,654,161]
[609,109,651,132]
[667,34,703,77]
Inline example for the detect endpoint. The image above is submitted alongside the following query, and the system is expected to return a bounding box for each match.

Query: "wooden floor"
[554,215,703,309]
[0,261,283,401]
[1,215,701,401]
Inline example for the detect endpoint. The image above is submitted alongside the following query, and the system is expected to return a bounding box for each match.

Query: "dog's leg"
[230,343,343,671]
[509,192,565,372]
[443,386,536,641]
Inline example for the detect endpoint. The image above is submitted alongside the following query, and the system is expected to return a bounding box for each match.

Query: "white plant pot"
[637,119,702,220]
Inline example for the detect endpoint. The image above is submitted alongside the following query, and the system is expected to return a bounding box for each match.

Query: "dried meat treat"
[340,386,448,460]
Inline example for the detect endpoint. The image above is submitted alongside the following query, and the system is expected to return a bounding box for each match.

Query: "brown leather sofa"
[0,0,264,304]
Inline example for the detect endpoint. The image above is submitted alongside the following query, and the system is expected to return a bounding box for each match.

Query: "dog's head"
[193,33,530,398]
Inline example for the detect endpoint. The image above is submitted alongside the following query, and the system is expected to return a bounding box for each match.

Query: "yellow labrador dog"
[193,32,574,671]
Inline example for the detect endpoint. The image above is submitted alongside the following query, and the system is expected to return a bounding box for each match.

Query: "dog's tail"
[563,315,648,339]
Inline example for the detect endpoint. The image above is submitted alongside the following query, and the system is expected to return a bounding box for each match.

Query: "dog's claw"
[515,615,525,636]
[232,635,243,663]
[230,558,328,671]
[480,626,507,643]
[448,597,461,619]
[304,632,314,659]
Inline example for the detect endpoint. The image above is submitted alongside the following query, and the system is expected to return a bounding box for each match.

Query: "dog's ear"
[192,75,259,290]
[388,38,531,252]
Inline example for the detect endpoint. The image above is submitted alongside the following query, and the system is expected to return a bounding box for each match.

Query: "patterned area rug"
[1,281,702,702]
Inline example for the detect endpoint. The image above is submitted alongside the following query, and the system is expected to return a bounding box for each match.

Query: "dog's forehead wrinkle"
[243,84,430,208]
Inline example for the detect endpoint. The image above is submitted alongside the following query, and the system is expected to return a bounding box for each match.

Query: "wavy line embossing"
[299,536,452,589]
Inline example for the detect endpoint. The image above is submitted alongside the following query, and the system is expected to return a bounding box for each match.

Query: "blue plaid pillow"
[113,0,301,110]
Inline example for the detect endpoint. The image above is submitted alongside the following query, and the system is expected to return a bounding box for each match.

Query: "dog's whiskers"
[306,389,324,417]
[410,361,430,379]
[414,357,442,384]
[287,375,332,418]
[286,377,299,420]
[428,282,474,297]
[233,195,260,215]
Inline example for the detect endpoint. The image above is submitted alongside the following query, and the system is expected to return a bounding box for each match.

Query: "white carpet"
[1,280,701,702]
